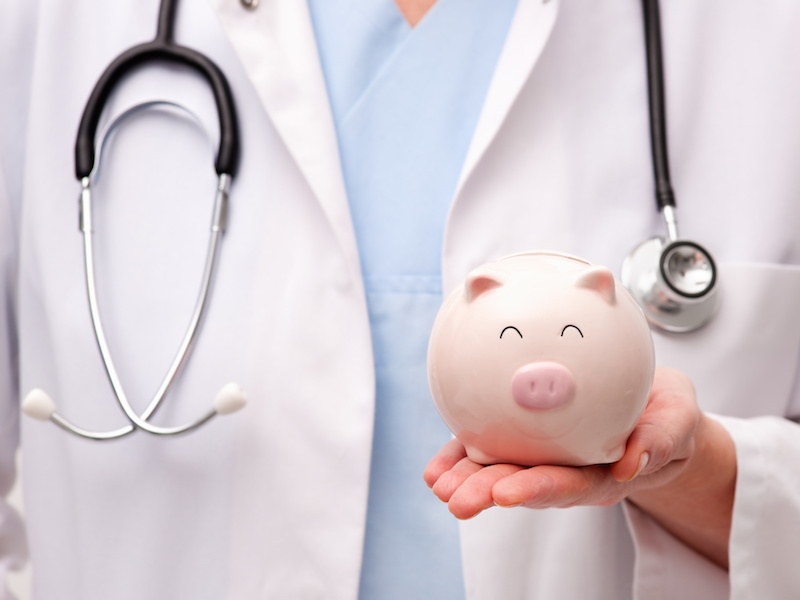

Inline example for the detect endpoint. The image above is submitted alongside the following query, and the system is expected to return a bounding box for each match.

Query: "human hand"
[423,366,701,519]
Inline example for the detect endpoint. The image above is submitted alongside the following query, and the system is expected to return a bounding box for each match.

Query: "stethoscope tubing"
[641,0,675,215]
[74,2,239,179]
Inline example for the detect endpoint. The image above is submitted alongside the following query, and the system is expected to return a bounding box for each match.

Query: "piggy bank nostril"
[512,362,575,410]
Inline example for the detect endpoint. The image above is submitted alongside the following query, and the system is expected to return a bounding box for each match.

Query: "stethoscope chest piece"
[624,0,722,334]
[622,237,719,333]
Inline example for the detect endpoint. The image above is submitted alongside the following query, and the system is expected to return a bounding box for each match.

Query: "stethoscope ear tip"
[213,382,247,415]
[22,389,57,421]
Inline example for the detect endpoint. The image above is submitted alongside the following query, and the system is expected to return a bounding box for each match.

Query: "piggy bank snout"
[511,362,575,410]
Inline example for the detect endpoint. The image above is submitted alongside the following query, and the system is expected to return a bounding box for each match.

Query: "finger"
[424,439,468,488]
[610,446,650,483]
[447,463,525,519]
[493,465,621,509]
[611,367,699,482]
[611,422,681,482]
[431,457,484,503]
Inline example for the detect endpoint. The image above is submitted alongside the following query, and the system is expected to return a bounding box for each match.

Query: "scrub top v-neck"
[307,0,519,597]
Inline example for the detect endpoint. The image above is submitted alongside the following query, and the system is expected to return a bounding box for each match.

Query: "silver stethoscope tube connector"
[662,205,678,243]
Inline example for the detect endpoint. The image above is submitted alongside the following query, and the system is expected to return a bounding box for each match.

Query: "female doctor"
[1,0,800,599]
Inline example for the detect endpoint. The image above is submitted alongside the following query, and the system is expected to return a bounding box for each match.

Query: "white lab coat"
[1,0,799,599]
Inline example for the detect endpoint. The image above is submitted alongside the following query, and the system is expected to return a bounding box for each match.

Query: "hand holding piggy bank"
[427,252,655,466]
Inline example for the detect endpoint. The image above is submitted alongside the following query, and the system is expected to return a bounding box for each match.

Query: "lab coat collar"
[453,0,560,200]
[208,0,361,281]
[207,0,558,284]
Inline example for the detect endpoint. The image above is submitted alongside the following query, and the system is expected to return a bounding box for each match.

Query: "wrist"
[627,413,737,569]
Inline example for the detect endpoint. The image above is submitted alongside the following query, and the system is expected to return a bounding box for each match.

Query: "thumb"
[610,367,699,482]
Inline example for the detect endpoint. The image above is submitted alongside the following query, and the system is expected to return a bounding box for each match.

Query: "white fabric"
[0,2,35,598]
[0,168,27,600]
[717,416,800,599]
[1,0,800,598]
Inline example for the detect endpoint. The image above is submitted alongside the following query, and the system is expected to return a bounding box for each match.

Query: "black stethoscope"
[621,0,720,333]
[21,0,718,440]
[22,0,248,439]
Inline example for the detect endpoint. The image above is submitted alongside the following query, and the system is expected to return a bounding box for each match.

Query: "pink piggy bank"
[427,252,655,466]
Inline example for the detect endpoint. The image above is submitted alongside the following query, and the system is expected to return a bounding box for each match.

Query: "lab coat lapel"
[453,0,560,199]
[208,0,360,278]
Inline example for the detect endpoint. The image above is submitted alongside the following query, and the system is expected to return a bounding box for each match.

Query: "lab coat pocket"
[652,262,800,418]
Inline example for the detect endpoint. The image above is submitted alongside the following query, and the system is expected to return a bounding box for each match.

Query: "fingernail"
[494,501,524,508]
[630,452,649,480]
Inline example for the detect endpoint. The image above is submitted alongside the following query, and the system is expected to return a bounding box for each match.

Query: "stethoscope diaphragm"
[622,237,719,333]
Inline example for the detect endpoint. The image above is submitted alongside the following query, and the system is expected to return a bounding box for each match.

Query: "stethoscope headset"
[22,0,248,440]
[21,0,719,440]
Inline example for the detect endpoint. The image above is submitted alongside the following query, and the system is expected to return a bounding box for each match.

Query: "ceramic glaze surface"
[427,252,655,466]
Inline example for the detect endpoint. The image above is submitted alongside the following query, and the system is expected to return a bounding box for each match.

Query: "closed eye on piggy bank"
[427,251,655,467]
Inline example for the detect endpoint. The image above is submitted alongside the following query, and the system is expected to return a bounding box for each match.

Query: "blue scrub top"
[307,1,518,597]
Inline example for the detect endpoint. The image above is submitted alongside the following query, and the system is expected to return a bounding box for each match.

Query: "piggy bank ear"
[573,266,616,304]
[465,269,504,302]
